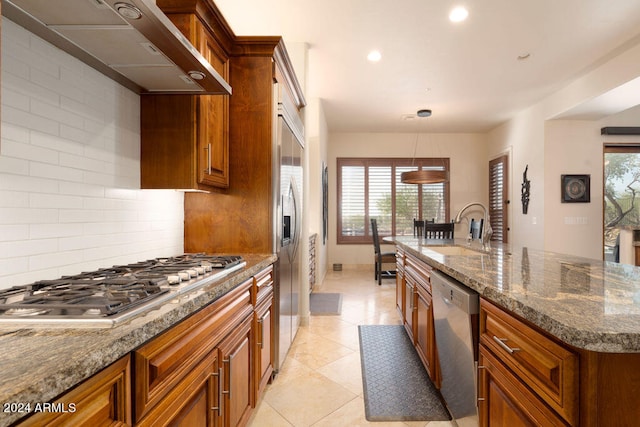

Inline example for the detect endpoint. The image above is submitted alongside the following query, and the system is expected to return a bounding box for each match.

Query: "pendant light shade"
[401,108,448,184]
[401,169,449,184]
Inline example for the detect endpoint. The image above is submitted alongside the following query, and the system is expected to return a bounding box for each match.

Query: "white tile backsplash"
[0,19,184,289]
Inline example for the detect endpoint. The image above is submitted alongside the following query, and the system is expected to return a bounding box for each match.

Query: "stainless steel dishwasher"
[431,270,479,424]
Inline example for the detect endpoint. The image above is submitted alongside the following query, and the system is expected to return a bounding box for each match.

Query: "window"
[489,154,509,243]
[337,158,450,243]
[604,144,640,261]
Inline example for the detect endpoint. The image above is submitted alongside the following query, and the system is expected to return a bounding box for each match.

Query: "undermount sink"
[425,246,486,256]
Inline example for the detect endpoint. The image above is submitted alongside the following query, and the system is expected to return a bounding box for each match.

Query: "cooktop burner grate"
[0,278,169,317]
[0,253,245,325]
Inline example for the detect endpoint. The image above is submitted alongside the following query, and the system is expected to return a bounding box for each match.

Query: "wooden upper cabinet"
[141,6,230,191]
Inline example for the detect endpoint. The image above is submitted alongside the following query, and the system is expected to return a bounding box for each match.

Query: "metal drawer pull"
[492,336,520,354]
[211,368,223,416]
[257,317,264,349]
[222,357,231,399]
[477,365,486,402]
[205,143,212,175]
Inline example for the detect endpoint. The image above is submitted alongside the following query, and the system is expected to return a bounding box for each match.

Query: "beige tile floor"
[247,268,468,427]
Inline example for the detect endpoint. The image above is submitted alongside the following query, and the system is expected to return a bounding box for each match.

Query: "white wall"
[488,107,547,250]
[544,106,640,259]
[0,19,184,289]
[328,132,488,267]
[488,35,640,257]
[305,98,329,284]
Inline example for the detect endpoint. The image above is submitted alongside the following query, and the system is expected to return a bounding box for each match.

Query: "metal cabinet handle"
[477,365,486,402]
[222,357,231,399]
[210,368,223,416]
[204,143,212,175]
[257,317,265,349]
[492,335,520,354]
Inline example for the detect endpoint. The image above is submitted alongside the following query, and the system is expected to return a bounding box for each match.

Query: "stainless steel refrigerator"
[274,84,304,371]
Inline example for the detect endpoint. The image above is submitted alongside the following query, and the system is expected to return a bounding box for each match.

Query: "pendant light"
[400,109,449,184]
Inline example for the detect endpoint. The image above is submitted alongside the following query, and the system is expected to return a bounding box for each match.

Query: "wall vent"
[601,127,640,135]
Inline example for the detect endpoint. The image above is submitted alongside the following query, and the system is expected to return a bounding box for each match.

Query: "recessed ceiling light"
[449,6,469,23]
[367,50,382,62]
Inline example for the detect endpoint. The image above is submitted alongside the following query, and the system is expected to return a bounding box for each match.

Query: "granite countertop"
[0,254,276,427]
[388,236,640,353]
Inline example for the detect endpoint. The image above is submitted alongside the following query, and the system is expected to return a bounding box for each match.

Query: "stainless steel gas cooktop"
[0,254,246,328]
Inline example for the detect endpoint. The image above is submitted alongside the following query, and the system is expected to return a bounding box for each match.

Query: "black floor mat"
[358,324,451,421]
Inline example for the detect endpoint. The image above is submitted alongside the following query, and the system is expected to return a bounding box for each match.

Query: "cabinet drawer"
[254,265,274,304]
[17,355,131,426]
[479,348,567,426]
[480,299,578,425]
[134,279,253,422]
[405,253,432,292]
[136,350,218,427]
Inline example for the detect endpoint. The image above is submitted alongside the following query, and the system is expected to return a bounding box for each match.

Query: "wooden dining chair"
[371,218,396,285]
[414,218,435,237]
[424,222,455,239]
[413,219,425,237]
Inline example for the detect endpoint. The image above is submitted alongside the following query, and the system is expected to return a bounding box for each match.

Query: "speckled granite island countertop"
[387,236,640,353]
[0,254,276,427]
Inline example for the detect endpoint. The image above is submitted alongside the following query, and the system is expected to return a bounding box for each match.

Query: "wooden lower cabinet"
[133,265,274,427]
[133,278,253,423]
[479,299,578,426]
[395,250,440,386]
[479,348,567,426]
[17,355,131,426]
[137,313,254,427]
[218,314,254,427]
[137,351,219,427]
[254,295,274,398]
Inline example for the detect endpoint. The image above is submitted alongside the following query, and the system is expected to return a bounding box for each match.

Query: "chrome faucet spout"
[453,202,493,249]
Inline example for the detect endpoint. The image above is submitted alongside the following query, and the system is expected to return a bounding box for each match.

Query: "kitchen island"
[0,254,276,427]
[388,236,640,426]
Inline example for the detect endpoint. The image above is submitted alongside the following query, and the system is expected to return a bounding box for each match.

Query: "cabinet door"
[415,285,437,384]
[17,355,131,426]
[137,352,220,427]
[479,348,566,427]
[255,295,274,397]
[218,314,254,427]
[195,21,229,188]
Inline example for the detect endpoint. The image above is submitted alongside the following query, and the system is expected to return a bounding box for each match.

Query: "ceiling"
[213,0,640,133]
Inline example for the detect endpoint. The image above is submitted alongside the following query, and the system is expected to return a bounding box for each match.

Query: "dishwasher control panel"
[431,271,479,314]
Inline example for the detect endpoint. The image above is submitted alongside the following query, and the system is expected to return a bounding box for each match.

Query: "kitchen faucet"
[453,202,493,250]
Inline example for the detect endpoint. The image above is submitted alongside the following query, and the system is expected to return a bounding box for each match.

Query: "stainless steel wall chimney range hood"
[3,0,232,95]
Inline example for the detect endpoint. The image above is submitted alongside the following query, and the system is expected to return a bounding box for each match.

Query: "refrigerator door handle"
[288,177,301,262]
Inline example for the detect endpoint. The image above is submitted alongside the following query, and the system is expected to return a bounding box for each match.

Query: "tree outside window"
[604,147,640,260]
